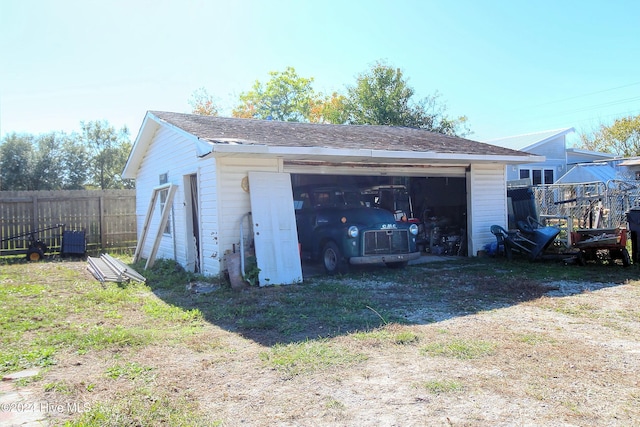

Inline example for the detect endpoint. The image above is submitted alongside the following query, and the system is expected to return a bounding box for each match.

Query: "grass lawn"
[1,255,639,426]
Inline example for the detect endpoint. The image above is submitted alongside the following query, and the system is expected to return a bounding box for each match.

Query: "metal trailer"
[571,227,631,267]
[532,180,640,248]
[0,224,64,261]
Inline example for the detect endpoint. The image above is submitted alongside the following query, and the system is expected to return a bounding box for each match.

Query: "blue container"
[61,230,86,256]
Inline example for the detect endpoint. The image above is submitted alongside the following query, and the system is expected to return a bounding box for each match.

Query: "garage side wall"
[197,159,220,276]
[135,126,218,273]
[468,164,508,255]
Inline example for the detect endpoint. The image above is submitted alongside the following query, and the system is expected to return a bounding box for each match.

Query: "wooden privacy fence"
[0,190,137,257]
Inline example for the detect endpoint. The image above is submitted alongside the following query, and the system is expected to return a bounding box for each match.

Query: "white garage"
[122,111,542,284]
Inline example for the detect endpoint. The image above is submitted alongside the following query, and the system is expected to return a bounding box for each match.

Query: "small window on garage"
[159,173,171,235]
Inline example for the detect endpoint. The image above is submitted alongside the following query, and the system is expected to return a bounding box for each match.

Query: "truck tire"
[322,241,347,275]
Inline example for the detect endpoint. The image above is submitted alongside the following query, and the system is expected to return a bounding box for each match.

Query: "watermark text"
[1,401,91,413]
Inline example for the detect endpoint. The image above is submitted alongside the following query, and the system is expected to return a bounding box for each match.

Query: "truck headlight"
[347,226,359,238]
[409,224,419,235]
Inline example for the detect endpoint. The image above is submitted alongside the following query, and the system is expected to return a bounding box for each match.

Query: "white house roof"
[485,128,575,151]
[555,163,618,184]
[618,157,640,166]
[123,111,543,179]
[566,147,617,164]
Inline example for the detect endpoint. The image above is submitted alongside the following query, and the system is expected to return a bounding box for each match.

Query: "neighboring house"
[486,128,615,185]
[122,111,541,283]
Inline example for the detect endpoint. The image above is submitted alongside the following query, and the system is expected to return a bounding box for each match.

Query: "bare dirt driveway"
[1,257,639,426]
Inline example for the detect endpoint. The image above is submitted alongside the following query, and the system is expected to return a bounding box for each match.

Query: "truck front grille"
[363,230,410,255]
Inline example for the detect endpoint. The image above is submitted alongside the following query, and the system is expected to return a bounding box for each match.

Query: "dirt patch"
[4,259,640,426]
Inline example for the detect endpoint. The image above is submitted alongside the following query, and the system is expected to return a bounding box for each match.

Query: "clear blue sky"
[1,0,639,145]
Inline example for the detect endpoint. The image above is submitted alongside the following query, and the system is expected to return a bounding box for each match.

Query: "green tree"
[61,135,90,189]
[80,120,133,189]
[343,61,470,136]
[579,115,640,156]
[0,133,36,190]
[189,87,219,116]
[309,92,350,124]
[31,133,66,190]
[232,67,320,122]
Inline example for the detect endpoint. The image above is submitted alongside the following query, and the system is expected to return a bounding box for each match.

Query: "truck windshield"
[312,189,364,208]
[340,190,364,207]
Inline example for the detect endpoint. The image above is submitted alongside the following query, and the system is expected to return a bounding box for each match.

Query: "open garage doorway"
[291,173,468,256]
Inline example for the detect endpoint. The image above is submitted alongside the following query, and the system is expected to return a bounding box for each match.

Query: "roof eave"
[122,112,159,179]
[371,149,543,164]
[123,111,201,179]
[566,147,617,157]
[200,144,544,165]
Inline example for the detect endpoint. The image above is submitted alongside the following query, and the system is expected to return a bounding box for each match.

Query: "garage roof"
[123,111,542,179]
[153,111,529,155]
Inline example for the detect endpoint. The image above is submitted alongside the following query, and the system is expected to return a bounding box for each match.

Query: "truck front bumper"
[349,251,421,265]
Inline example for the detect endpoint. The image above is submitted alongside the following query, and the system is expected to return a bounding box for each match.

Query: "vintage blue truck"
[293,185,421,274]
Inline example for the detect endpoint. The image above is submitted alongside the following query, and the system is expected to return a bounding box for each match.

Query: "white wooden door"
[248,171,302,285]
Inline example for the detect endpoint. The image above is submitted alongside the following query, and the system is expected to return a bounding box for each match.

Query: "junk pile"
[87,253,146,283]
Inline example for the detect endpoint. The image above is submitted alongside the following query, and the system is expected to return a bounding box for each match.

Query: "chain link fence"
[524,180,640,247]
[532,181,640,228]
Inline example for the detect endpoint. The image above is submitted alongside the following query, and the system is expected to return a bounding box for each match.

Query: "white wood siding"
[197,159,220,276]
[468,164,507,255]
[217,157,281,270]
[134,126,217,274]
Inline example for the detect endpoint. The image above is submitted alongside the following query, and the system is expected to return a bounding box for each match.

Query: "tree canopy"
[232,67,318,122]
[342,61,469,135]
[193,61,470,136]
[309,92,349,124]
[0,133,36,190]
[80,120,132,190]
[189,87,219,116]
[579,114,640,157]
[0,120,133,191]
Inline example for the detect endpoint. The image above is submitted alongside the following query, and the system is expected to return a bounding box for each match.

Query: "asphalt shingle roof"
[150,111,529,158]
